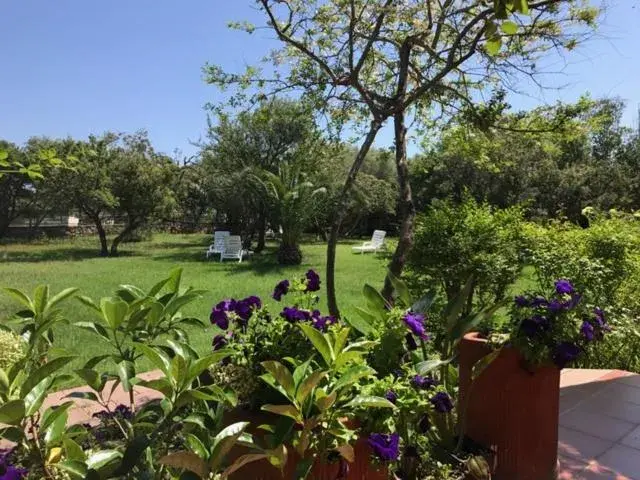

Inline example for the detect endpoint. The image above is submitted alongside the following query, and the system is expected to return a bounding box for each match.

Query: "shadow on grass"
[0,248,142,263]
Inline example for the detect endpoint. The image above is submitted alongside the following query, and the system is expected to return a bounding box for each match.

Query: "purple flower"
[555,279,574,295]
[384,390,398,404]
[531,296,548,308]
[216,299,236,312]
[212,334,228,351]
[310,311,336,332]
[0,452,27,480]
[280,306,309,323]
[210,308,229,329]
[547,299,564,314]
[367,433,400,462]
[514,295,529,308]
[520,314,550,338]
[553,342,581,369]
[272,280,290,301]
[580,321,595,342]
[304,269,321,292]
[244,295,262,310]
[402,312,429,340]
[418,415,431,433]
[563,293,582,310]
[411,375,437,390]
[430,392,454,413]
[233,300,252,323]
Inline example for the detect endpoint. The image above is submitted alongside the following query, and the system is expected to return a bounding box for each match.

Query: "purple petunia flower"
[0,451,27,480]
[304,269,321,292]
[233,299,252,323]
[520,314,550,338]
[430,391,454,413]
[272,280,290,301]
[280,306,309,323]
[216,299,236,312]
[310,310,337,332]
[411,375,438,390]
[402,312,429,340]
[563,293,582,310]
[514,295,529,308]
[552,342,581,369]
[367,433,400,462]
[580,321,595,342]
[547,299,564,314]
[212,334,228,351]
[531,296,548,308]
[210,308,229,330]
[244,295,262,310]
[384,390,398,404]
[555,279,574,295]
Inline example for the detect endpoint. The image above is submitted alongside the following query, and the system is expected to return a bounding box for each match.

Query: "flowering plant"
[509,279,611,369]
[208,269,341,406]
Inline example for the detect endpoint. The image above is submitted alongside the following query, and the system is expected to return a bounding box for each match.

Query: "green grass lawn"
[0,234,389,374]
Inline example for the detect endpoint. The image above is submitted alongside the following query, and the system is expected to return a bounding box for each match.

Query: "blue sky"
[1,1,639,157]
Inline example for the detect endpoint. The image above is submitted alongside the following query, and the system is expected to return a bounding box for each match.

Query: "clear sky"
[1,1,639,157]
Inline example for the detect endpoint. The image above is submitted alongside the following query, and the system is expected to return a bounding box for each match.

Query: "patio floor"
[559,369,640,479]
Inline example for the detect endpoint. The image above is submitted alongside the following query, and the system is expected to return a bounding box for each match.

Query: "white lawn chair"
[206,231,230,259]
[220,235,244,263]
[352,230,386,254]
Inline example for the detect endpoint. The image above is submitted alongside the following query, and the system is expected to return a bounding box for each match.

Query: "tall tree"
[208,0,600,316]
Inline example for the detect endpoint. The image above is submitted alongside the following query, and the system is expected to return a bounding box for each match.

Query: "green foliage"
[406,197,524,320]
[0,329,26,371]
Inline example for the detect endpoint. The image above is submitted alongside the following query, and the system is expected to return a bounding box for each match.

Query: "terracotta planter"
[458,332,560,480]
[223,408,388,480]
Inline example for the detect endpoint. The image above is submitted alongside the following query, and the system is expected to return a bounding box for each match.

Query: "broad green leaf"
[298,324,334,367]
[444,276,475,332]
[514,0,530,14]
[21,355,75,397]
[117,360,135,393]
[76,296,101,314]
[348,309,376,336]
[345,395,396,409]
[86,450,123,470]
[295,370,327,404]
[222,453,269,477]
[333,365,375,391]
[3,288,34,311]
[159,451,209,479]
[113,435,150,476]
[187,351,232,382]
[74,369,102,392]
[148,277,170,297]
[315,390,337,412]
[0,399,25,425]
[362,283,388,316]
[167,267,183,293]
[74,322,110,341]
[184,433,208,458]
[44,410,68,445]
[41,402,74,431]
[332,327,350,356]
[447,303,504,343]
[210,422,250,472]
[47,288,79,312]
[501,20,518,35]
[100,298,128,330]
[25,377,52,416]
[472,349,502,381]
[261,361,295,398]
[0,369,9,393]
[415,358,452,375]
[33,285,50,315]
[0,426,24,443]
[133,342,171,376]
[65,391,99,402]
[485,37,502,55]
[292,358,312,388]
[411,290,437,314]
[63,438,86,461]
[386,269,410,307]
[56,460,88,479]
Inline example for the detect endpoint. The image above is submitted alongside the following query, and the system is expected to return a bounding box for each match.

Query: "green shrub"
[0,329,25,370]
[406,196,524,313]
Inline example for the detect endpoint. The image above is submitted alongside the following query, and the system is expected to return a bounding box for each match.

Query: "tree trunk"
[327,119,383,318]
[93,216,109,257]
[110,222,137,257]
[256,213,267,253]
[382,110,416,302]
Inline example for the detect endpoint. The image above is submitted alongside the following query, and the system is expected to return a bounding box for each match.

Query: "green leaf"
[56,460,88,479]
[210,422,250,472]
[415,358,452,375]
[348,308,376,336]
[117,360,135,393]
[315,390,337,412]
[0,426,25,443]
[63,438,86,461]
[261,404,302,422]
[44,409,68,445]
[261,361,295,399]
[295,370,327,404]
[298,324,334,367]
[184,433,208,458]
[472,349,502,381]
[3,288,34,311]
[74,369,102,392]
[485,37,502,55]
[345,395,396,409]
[333,365,375,391]
[33,285,50,315]
[76,296,101,314]
[113,435,150,476]
[41,402,74,431]
[187,351,232,382]
[167,267,183,293]
[47,288,78,312]
[411,290,437,314]
[25,377,52,416]
[86,450,123,470]
[133,342,171,376]
[65,391,100,402]
[362,283,388,316]
[447,302,504,343]
[21,355,76,397]
[160,451,209,479]
[513,0,529,14]
[0,400,25,425]
[501,20,518,35]
[100,298,128,330]
[444,276,475,332]
[292,358,312,388]
[386,269,411,307]
[222,453,269,478]
[332,327,350,356]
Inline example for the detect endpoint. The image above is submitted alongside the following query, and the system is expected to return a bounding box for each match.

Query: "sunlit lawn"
[0,233,389,375]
